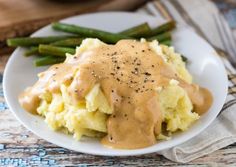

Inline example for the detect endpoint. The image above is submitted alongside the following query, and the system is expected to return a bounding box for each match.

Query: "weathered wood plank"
[0,54,9,73]
[0,0,147,44]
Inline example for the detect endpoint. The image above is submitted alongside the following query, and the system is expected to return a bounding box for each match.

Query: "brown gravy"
[19,40,213,149]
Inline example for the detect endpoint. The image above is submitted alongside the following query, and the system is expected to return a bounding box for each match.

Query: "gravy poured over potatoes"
[19,39,213,149]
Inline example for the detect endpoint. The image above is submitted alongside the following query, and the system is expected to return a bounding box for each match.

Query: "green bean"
[24,47,39,57]
[120,23,152,38]
[148,31,171,42]
[34,55,65,66]
[181,55,188,62]
[52,22,131,43]
[7,36,78,47]
[39,45,75,57]
[160,40,171,46]
[51,38,83,47]
[151,21,176,35]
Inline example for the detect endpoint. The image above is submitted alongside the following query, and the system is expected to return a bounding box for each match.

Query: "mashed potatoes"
[35,38,199,140]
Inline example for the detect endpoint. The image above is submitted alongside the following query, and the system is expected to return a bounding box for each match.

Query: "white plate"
[3,12,228,156]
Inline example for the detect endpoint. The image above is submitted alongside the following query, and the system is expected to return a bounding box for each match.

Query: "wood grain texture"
[0,55,236,167]
[0,0,147,43]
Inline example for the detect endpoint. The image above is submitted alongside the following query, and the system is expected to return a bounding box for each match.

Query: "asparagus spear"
[151,21,176,35]
[34,55,65,66]
[39,45,75,57]
[120,23,152,38]
[51,38,83,47]
[24,47,39,57]
[7,36,78,47]
[52,22,132,43]
[148,31,171,42]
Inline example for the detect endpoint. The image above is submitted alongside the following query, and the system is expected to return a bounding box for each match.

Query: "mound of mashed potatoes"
[19,38,212,149]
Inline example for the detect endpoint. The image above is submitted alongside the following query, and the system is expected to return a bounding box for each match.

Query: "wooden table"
[1,0,236,166]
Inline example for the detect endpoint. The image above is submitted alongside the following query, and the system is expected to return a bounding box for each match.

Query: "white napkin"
[137,0,236,163]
